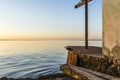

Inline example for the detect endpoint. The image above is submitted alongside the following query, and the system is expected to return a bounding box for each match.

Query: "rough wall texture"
[103,0,120,58]
[66,50,120,77]
[67,50,78,65]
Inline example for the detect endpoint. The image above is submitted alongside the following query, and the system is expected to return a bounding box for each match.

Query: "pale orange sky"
[0,33,101,40]
[0,0,102,40]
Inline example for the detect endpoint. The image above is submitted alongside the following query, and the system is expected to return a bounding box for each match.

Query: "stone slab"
[61,64,120,80]
[66,46,102,57]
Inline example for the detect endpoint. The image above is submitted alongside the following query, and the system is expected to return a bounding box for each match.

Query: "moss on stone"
[112,45,120,58]
[103,46,111,57]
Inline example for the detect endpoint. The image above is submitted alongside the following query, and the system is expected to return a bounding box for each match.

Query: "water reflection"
[0,41,102,78]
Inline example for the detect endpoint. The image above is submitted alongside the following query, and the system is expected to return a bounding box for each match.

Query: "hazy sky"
[0,0,102,40]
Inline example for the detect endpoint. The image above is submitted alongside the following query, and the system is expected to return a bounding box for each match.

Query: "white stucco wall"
[103,0,120,58]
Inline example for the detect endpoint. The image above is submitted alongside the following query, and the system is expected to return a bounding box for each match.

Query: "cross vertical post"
[85,0,88,49]
[75,0,92,49]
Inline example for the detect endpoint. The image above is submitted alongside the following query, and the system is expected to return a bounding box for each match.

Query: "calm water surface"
[0,41,102,78]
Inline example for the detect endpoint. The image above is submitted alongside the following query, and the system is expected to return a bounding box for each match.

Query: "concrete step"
[60,64,120,80]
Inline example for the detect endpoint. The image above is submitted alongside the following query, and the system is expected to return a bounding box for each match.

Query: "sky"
[0,0,102,40]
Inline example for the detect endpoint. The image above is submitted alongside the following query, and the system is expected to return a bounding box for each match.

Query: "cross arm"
[75,0,92,9]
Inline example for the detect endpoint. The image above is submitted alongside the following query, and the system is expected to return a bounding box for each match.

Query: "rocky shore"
[0,73,74,80]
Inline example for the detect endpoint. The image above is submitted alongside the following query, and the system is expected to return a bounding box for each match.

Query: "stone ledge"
[60,64,120,80]
[66,46,102,57]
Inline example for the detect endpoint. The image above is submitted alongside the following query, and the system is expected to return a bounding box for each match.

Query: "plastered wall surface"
[103,0,120,58]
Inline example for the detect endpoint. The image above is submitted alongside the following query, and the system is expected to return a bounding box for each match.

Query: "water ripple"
[0,41,102,78]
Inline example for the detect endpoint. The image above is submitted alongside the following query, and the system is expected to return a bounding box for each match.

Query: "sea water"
[0,41,102,78]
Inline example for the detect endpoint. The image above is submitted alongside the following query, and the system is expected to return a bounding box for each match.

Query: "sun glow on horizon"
[0,0,102,40]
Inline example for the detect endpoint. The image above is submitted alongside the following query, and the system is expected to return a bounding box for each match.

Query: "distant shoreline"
[0,39,102,41]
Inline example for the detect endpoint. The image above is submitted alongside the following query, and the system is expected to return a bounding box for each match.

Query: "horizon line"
[0,39,102,41]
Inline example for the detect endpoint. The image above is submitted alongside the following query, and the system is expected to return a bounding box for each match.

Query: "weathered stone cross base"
[60,46,120,80]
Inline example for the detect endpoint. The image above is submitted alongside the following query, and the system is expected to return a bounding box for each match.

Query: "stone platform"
[61,46,120,80]
[66,46,102,57]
